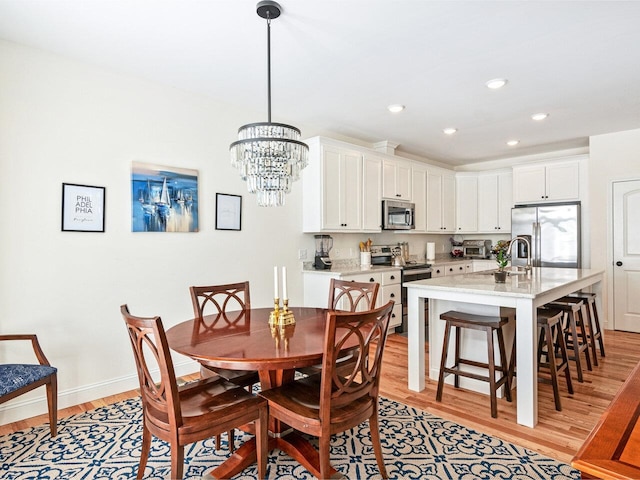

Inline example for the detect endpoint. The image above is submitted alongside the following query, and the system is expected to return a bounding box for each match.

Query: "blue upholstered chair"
[0,334,57,436]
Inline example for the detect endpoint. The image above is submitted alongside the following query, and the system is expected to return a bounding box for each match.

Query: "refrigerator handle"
[531,222,541,267]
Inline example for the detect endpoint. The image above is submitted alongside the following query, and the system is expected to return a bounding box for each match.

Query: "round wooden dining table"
[166,306,339,479]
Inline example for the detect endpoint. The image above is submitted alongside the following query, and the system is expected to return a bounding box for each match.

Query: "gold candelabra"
[269,298,296,326]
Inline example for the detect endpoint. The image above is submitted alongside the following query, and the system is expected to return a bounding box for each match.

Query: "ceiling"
[1,0,640,167]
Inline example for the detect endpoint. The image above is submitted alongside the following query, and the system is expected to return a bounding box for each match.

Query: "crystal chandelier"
[230,1,309,207]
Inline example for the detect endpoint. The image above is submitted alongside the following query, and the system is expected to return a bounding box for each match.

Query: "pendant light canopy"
[230,1,309,207]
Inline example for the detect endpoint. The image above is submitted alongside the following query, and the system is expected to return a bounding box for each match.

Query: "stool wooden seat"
[537,308,574,411]
[546,300,592,382]
[436,311,512,418]
[567,292,605,359]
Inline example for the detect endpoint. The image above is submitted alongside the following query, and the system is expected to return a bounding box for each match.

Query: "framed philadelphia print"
[61,183,106,232]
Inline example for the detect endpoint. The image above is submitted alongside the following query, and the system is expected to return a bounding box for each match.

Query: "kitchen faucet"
[507,236,532,271]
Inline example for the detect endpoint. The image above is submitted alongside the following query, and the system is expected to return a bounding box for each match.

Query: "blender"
[314,234,333,270]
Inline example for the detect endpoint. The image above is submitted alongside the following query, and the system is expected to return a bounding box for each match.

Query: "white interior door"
[613,180,640,332]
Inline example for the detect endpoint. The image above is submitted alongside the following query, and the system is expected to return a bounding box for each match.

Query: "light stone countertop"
[302,264,401,276]
[404,267,605,299]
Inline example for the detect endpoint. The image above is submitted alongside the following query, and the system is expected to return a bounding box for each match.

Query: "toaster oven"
[462,240,492,258]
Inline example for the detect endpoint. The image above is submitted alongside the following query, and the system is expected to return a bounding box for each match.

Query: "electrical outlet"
[298,249,307,260]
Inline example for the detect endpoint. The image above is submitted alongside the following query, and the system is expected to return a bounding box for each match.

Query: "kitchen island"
[405,267,604,427]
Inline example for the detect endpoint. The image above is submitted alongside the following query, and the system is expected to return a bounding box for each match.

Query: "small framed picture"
[215,193,242,231]
[61,183,106,232]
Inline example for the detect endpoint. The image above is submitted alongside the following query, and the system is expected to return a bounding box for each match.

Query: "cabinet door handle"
[369,278,375,282]
[390,275,396,280]
[390,293,395,298]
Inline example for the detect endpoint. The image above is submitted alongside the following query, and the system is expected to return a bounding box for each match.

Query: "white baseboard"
[0,360,199,427]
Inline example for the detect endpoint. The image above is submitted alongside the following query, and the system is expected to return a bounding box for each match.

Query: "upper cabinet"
[455,175,478,233]
[477,171,512,232]
[512,160,580,204]
[426,169,456,232]
[412,163,427,232]
[362,154,383,231]
[382,158,412,200]
[302,137,381,233]
[454,170,513,234]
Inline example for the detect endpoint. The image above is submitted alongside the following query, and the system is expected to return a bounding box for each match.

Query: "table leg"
[207,433,339,479]
[208,368,340,479]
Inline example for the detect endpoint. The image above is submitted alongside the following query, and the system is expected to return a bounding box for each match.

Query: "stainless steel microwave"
[382,200,415,230]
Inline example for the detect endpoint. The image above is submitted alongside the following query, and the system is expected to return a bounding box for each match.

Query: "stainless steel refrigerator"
[510,202,581,268]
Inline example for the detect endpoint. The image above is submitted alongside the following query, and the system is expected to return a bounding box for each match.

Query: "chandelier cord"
[266,14,272,124]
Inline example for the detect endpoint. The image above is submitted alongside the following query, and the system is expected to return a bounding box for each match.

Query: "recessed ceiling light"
[486,78,508,89]
[531,113,549,121]
[507,140,520,146]
[387,104,405,113]
[443,128,457,135]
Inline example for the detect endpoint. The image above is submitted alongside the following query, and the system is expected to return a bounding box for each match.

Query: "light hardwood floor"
[2,329,639,466]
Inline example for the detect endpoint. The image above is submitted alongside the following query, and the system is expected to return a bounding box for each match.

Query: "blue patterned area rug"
[1,396,579,479]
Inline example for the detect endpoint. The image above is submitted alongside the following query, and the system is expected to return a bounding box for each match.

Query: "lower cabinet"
[302,269,402,330]
[431,261,472,278]
[430,260,495,277]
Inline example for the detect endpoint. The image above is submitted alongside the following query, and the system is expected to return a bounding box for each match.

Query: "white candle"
[274,266,279,299]
[282,266,288,300]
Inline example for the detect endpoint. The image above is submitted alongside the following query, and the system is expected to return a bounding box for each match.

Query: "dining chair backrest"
[0,334,58,436]
[319,300,394,415]
[188,282,258,391]
[190,282,250,325]
[328,278,379,312]
[121,305,182,430]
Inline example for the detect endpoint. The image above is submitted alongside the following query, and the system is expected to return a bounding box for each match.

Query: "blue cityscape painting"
[131,162,199,232]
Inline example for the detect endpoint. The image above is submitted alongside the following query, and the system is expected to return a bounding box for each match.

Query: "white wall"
[0,40,309,423]
[589,128,640,328]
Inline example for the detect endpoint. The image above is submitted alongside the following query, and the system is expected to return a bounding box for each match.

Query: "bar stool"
[546,300,592,382]
[568,292,605,359]
[436,311,512,418]
[537,308,574,411]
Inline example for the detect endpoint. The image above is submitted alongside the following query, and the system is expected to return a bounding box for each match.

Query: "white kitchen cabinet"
[362,154,383,231]
[411,164,427,232]
[302,137,380,233]
[382,158,412,200]
[345,271,402,328]
[477,171,513,232]
[455,175,478,232]
[430,261,472,277]
[512,160,580,204]
[302,269,402,329]
[426,170,456,232]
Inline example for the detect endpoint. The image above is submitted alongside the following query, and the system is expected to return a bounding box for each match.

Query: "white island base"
[406,267,604,427]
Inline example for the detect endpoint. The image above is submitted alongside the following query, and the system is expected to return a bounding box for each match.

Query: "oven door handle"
[403,268,433,276]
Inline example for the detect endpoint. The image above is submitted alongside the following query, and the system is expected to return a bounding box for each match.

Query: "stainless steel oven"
[401,264,432,333]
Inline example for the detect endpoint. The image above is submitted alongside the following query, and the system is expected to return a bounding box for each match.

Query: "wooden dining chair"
[120,305,268,480]
[299,278,380,377]
[259,301,394,480]
[328,278,380,312]
[189,282,260,389]
[0,334,57,436]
